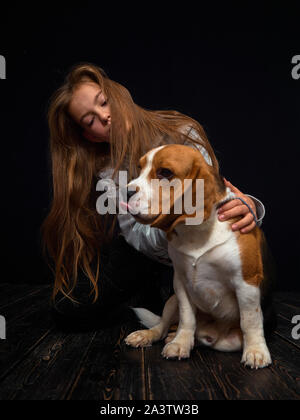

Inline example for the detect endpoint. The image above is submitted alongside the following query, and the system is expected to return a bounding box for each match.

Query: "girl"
[42,63,265,331]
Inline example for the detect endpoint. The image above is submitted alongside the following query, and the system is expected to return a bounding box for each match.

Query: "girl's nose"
[97,110,110,124]
[101,114,109,124]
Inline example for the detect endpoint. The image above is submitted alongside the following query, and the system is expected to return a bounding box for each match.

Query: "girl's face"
[69,82,111,143]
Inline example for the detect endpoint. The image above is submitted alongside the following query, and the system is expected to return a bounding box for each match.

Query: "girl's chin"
[91,132,110,143]
[83,129,110,143]
[94,138,109,143]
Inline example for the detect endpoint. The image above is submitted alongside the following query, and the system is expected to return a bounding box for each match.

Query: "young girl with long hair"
[41,63,265,330]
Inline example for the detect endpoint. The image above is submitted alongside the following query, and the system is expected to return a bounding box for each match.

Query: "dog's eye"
[156,168,174,179]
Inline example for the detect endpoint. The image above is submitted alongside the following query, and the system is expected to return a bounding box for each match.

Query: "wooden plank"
[195,330,300,400]
[144,342,225,400]
[66,324,129,401]
[112,322,146,401]
[273,301,300,349]
[0,288,298,400]
[0,330,95,400]
[0,284,49,310]
[187,345,293,400]
[115,338,146,400]
[274,313,300,350]
[274,292,300,310]
[141,328,300,400]
[65,299,147,400]
[1,286,52,324]
[0,287,53,380]
[111,297,159,400]
[267,336,300,394]
[274,301,300,321]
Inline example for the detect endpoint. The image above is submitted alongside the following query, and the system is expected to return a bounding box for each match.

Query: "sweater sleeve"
[118,212,173,266]
[245,194,265,227]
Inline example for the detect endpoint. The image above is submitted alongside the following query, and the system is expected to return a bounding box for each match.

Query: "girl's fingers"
[240,221,257,234]
[218,199,246,214]
[218,204,250,222]
[219,180,257,234]
[223,179,241,194]
[219,195,257,218]
[231,213,255,232]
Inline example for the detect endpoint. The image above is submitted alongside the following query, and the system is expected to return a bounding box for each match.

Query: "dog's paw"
[161,341,192,360]
[125,330,155,348]
[164,332,176,345]
[241,344,272,369]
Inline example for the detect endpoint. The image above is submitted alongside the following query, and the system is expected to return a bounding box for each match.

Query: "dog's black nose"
[127,189,137,201]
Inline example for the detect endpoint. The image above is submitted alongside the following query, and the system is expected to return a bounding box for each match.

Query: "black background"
[0,3,299,290]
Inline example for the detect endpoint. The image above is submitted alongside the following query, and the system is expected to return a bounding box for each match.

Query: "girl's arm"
[118,212,173,267]
[183,128,266,231]
[217,179,265,234]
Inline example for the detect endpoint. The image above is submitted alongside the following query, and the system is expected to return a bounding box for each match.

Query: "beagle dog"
[123,144,276,369]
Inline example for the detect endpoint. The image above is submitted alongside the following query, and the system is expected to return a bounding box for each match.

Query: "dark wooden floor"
[0,284,299,400]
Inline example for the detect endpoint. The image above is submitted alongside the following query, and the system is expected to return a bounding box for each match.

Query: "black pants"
[51,233,174,332]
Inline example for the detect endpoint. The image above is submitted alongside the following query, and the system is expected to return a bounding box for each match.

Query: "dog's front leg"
[162,272,196,360]
[235,282,272,369]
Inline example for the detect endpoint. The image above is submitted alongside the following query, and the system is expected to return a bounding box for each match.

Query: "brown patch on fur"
[139,155,147,169]
[169,324,178,332]
[236,227,264,288]
[149,145,225,239]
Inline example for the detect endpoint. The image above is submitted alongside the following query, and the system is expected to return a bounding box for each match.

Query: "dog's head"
[121,145,225,239]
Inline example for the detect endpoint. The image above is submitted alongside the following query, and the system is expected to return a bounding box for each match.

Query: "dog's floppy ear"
[150,211,176,232]
[151,154,216,240]
[199,163,218,222]
[164,160,203,238]
[150,157,203,237]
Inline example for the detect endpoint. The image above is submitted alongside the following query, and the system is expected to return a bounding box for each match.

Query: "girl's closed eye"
[88,118,95,127]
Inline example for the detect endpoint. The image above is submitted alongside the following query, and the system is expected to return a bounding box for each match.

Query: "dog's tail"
[131,307,161,329]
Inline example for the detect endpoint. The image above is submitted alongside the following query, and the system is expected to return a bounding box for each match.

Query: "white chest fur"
[168,208,243,320]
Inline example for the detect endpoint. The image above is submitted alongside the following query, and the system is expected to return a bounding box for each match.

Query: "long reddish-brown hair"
[41,62,220,303]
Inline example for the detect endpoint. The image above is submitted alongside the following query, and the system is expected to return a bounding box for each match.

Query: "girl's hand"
[218,178,257,234]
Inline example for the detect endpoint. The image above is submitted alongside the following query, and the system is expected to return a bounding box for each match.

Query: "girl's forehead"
[73,82,102,96]
[69,83,103,119]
